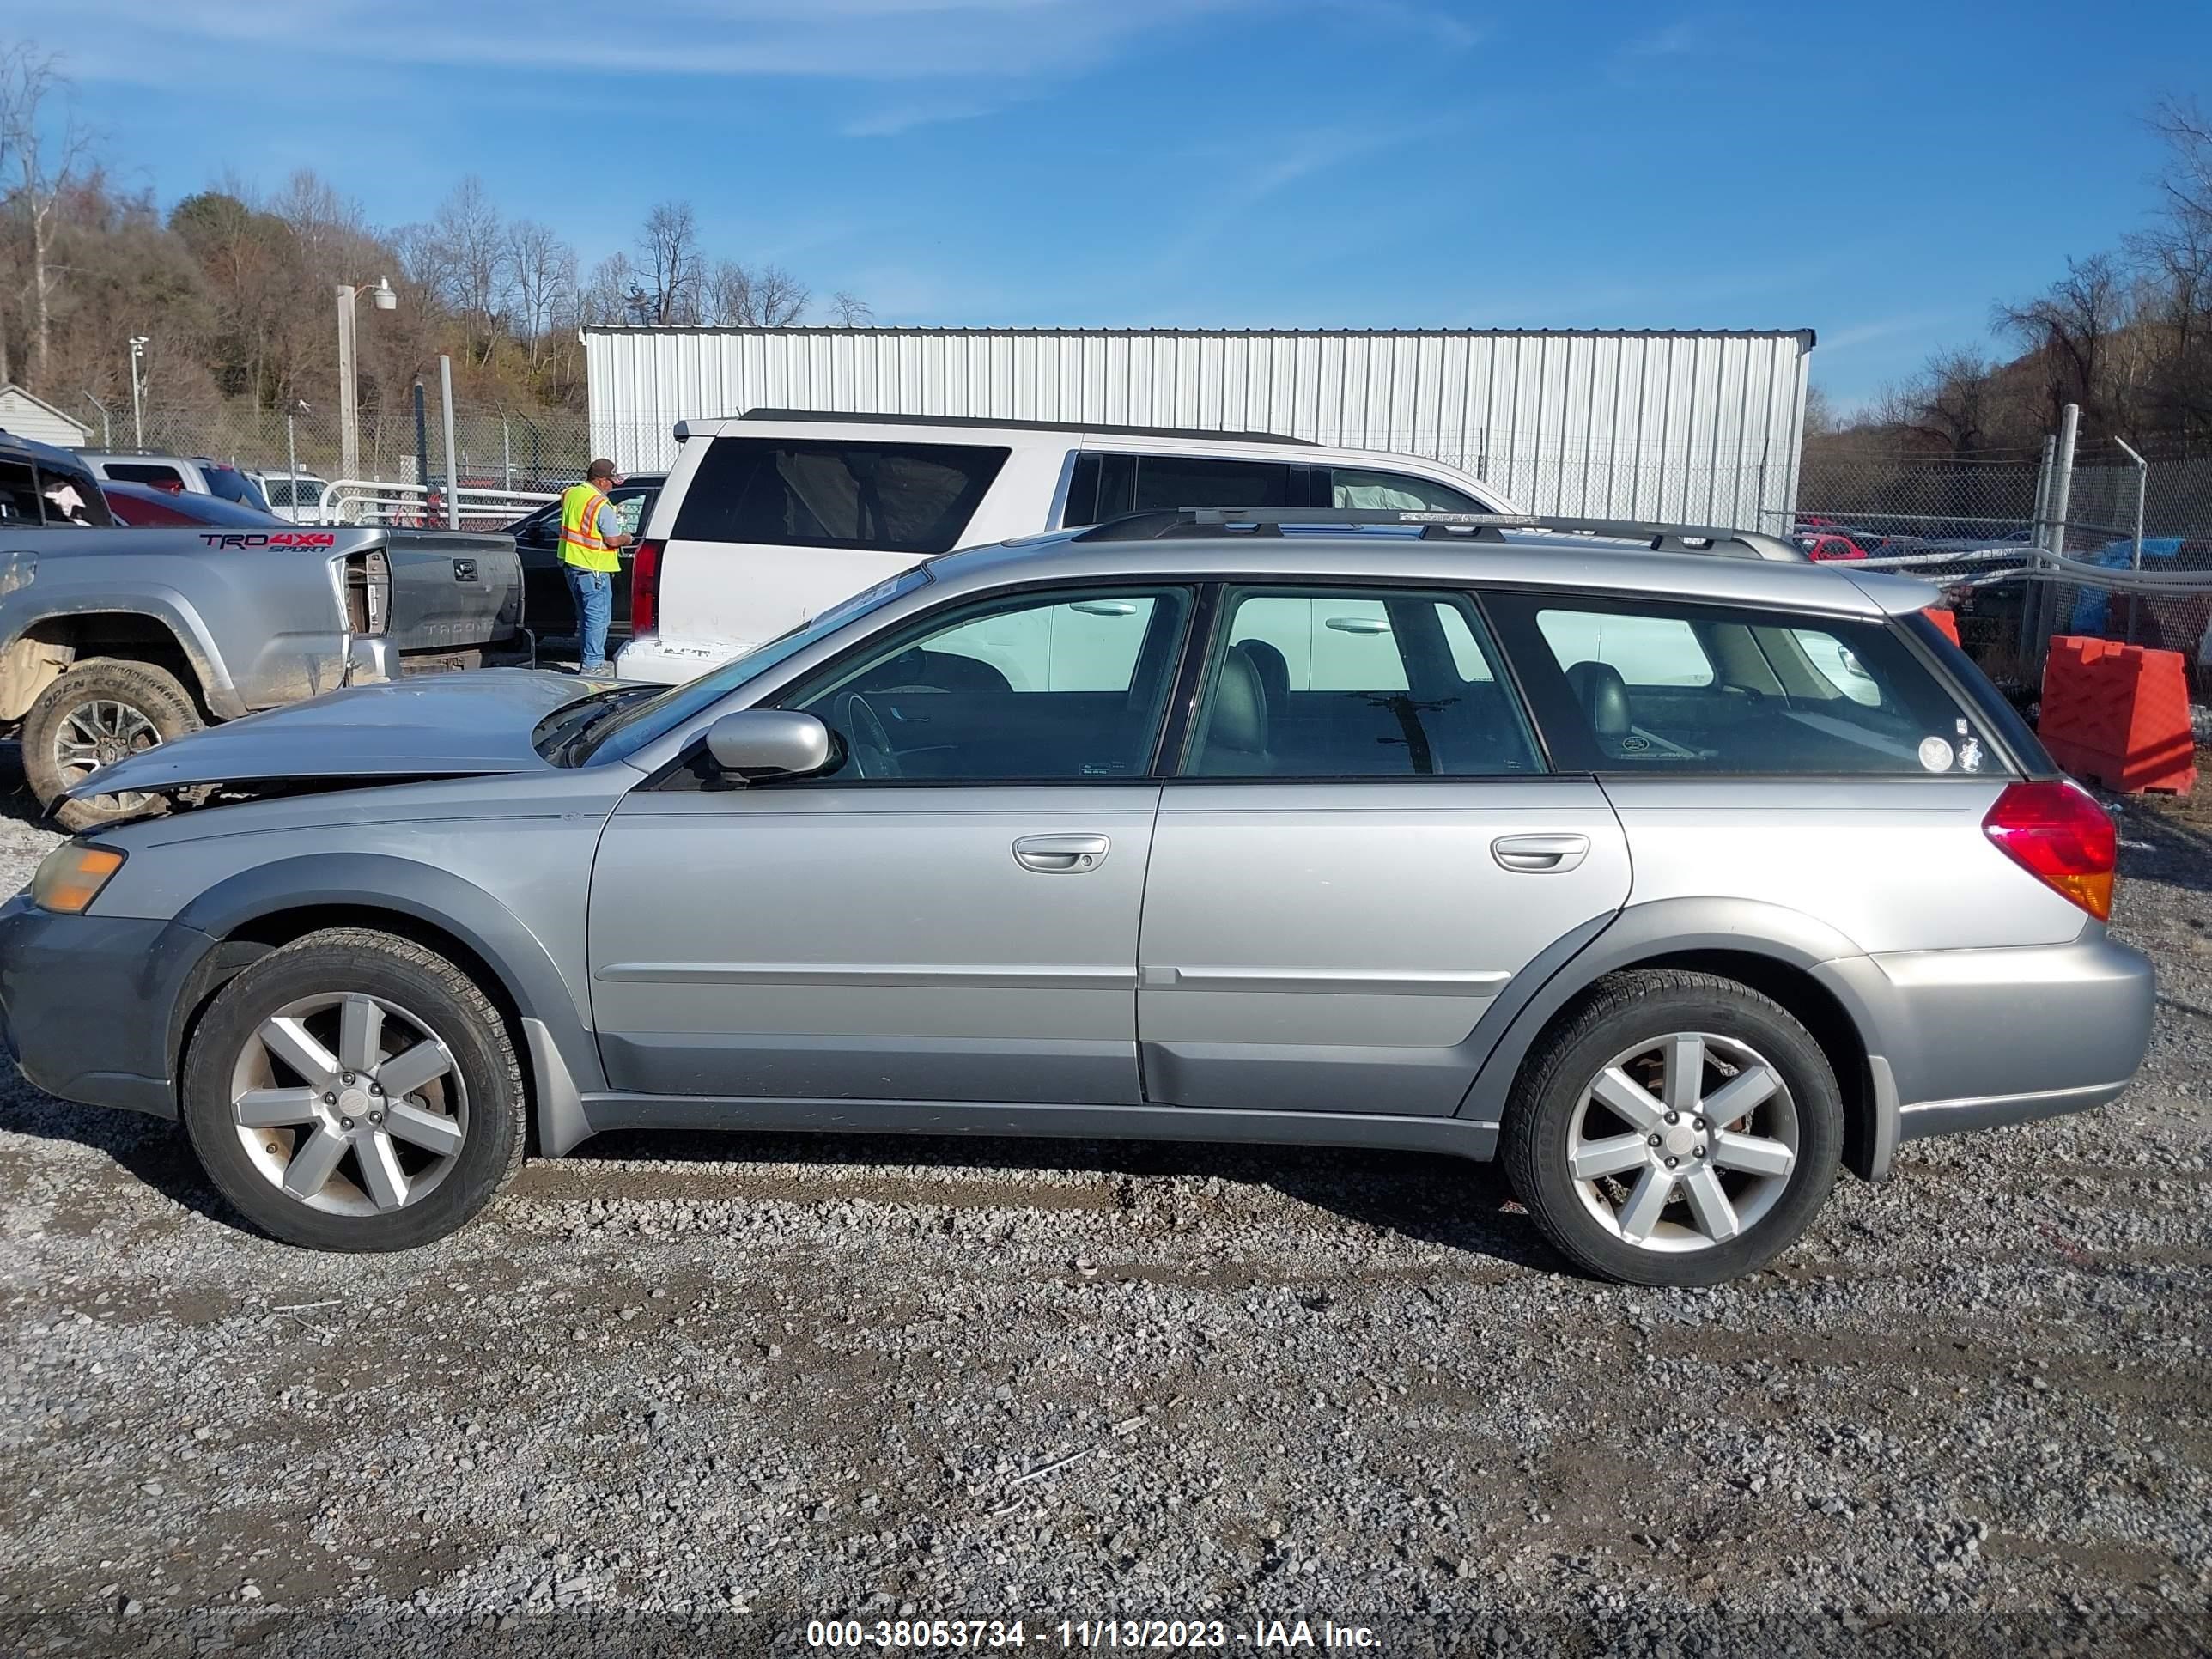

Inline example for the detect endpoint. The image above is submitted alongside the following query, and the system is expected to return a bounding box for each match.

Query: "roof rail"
[1073,507,1805,562]
[731,408,1313,446]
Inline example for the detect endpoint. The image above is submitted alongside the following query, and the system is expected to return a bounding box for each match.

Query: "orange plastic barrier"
[2038,635,2197,795]
[1924,607,1960,646]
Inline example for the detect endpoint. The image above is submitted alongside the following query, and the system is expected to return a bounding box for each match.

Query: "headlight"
[31,843,125,915]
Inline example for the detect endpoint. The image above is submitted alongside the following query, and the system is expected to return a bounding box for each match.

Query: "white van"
[616,412,1518,684]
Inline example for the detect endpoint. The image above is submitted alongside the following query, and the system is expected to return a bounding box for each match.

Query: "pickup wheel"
[21,658,204,830]
[1500,971,1843,1287]
[180,927,526,1251]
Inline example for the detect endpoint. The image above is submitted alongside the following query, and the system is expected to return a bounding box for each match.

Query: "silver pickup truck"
[0,431,525,828]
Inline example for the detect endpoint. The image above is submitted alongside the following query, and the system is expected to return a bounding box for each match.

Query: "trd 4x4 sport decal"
[197,532,338,548]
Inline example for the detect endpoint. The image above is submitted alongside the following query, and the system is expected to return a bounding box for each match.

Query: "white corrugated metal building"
[584,326,1814,530]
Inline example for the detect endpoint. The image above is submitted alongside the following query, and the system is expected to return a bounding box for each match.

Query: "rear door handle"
[1012,833,1110,873]
[1492,832,1590,873]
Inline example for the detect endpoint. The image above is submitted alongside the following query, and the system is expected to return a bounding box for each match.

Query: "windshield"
[575,564,934,766]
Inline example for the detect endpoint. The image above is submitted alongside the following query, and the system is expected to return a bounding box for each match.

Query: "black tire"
[1500,969,1843,1287]
[21,657,204,830]
[180,927,526,1251]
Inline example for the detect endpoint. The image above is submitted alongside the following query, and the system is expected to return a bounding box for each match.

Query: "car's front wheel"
[1500,970,1842,1286]
[181,928,526,1250]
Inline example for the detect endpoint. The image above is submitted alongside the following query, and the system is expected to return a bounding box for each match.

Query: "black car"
[504,475,664,647]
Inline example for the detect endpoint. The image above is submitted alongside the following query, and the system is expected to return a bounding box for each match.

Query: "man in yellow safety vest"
[558,458,633,674]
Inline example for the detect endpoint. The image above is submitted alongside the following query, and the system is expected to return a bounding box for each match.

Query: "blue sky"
[17,0,2210,407]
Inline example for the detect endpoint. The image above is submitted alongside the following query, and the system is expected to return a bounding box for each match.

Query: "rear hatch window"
[1489,592,2014,777]
[202,465,272,513]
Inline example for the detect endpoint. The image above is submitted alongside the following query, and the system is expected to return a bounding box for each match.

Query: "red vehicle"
[100,482,288,528]
[1800,532,1874,562]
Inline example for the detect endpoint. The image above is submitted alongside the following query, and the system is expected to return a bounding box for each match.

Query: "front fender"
[0,588,241,718]
[171,851,606,1136]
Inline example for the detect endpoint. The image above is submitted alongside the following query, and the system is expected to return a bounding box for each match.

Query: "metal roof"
[585,325,1817,343]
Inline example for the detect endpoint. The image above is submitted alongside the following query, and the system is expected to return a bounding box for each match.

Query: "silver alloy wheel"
[1565,1031,1799,1254]
[228,992,468,1216]
[52,698,161,809]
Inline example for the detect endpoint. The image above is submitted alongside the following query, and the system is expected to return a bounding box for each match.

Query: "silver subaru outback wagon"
[0,517,2154,1285]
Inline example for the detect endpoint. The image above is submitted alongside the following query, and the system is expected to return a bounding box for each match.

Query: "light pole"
[336,276,397,482]
[127,335,149,451]
[287,399,308,518]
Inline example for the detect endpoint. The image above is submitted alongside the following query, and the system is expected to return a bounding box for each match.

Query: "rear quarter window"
[1491,592,2010,777]
[104,462,186,491]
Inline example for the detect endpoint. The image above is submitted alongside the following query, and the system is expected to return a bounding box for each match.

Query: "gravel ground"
[1,752,2209,1657]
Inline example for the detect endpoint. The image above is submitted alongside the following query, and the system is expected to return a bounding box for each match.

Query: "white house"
[0,385,92,447]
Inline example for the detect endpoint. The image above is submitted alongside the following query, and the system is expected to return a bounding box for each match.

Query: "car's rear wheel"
[21,658,203,830]
[181,928,526,1250]
[1501,970,1842,1286]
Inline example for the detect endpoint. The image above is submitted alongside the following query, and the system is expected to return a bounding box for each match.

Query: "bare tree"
[2147,97,2211,242]
[579,251,637,326]
[269,167,364,278]
[506,219,575,368]
[704,259,809,326]
[1875,347,2003,454]
[2130,100,2212,436]
[0,44,96,385]
[829,289,872,326]
[638,200,702,325]
[1995,255,2129,432]
[432,177,506,362]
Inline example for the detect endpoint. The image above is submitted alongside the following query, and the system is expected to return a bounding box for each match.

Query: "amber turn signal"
[31,844,125,915]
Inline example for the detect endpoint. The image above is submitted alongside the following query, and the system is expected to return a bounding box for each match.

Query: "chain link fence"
[83,399,594,493]
[1792,433,2212,702]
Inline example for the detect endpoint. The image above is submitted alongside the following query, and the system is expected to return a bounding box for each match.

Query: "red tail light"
[1982,780,2117,921]
[630,538,663,637]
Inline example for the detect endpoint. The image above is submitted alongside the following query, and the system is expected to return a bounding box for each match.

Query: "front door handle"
[1492,832,1591,873]
[1012,833,1110,873]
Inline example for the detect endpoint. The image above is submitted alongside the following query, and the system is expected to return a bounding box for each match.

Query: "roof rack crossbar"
[1073,507,1802,562]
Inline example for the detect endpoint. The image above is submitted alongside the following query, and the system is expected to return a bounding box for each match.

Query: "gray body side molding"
[574,1092,1499,1162]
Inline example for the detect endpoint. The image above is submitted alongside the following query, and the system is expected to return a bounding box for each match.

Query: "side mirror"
[703,710,831,779]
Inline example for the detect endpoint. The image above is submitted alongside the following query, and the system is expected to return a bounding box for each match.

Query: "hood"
[63,668,616,802]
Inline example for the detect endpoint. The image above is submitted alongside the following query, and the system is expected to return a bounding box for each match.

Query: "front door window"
[784,586,1194,781]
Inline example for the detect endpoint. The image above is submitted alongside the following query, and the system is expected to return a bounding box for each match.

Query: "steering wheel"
[834,691,901,780]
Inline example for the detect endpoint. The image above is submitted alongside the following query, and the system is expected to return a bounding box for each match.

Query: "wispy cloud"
[842,98,1006,138]
[1625,17,1705,58]
[1819,313,1953,354]
[33,0,1262,85]
[1313,1,1485,51]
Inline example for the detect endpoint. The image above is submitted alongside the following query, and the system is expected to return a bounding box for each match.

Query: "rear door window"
[1063,452,1306,526]
[1185,586,1540,778]
[1492,593,2001,776]
[672,438,1008,554]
